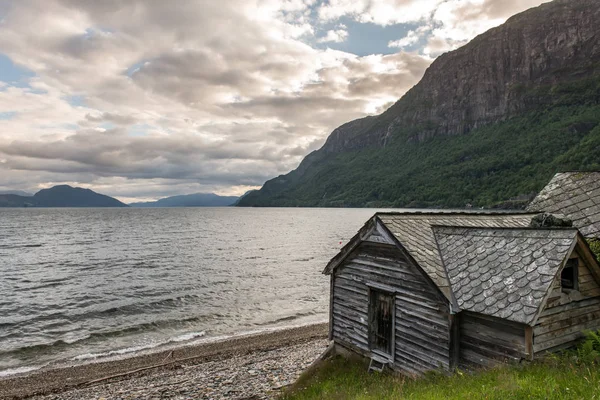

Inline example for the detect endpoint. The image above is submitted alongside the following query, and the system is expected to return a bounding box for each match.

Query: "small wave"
[71,344,158,361]
[71,331,206,361]
[0,316,211,359]
[184,319,328,349]
[171,331,206,343]
[257,310,319,326]
[14,277,71,292]
[272,315,303,323]
[95,295,202,317]
[70,321,323,366]
[0,339,74,358]
[25,281,67,291]
[0,365,42,378]
[0,243,43,249]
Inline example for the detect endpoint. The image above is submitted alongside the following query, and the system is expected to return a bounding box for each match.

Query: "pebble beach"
[0,323,329,400]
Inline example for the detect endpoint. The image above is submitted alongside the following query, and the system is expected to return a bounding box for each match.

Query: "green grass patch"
[283,352,600,400]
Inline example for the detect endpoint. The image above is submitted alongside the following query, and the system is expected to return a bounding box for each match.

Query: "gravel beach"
[0,323,329,400]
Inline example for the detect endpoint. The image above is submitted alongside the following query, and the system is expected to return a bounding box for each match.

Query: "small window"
[561,258,579,291]
[369,289,394,356]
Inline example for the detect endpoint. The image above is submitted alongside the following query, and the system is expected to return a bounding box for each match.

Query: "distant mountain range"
[0,186,240,208]
[129,193,239,207]
[0,185,128,207]
[0,190,33,197]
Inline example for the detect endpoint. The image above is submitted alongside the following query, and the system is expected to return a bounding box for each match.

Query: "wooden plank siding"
[533,249,600,354]
[458,312,528,369]
[331,241,451,375]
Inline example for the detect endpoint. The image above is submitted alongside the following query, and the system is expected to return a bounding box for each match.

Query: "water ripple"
[0,207,380,374]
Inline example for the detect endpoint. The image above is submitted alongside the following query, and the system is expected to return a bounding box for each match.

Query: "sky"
[0,0,548,202]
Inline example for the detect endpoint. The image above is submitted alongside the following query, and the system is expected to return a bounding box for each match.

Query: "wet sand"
[0,323,328,400]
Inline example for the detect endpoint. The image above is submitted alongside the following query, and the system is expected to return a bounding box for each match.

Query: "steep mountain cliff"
[239,0,600,208]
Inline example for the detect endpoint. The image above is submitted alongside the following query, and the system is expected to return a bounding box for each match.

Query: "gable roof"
[433,226,577,325]
[376,211,537,299]
[527,172,600,238]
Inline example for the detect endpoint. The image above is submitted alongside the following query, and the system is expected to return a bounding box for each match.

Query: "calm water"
[0,207,378,376]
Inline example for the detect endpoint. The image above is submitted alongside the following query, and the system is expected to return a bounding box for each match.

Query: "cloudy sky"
[0,0,547,202]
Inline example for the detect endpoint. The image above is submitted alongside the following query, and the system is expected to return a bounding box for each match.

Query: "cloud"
[318,25,349,43]
[0,0,547,198]
[318,0,442,26]
[321,0,548,56]
[388,26,432,49]
[84,112,137,125]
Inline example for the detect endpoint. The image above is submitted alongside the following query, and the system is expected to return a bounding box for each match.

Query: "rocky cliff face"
[239,0,600,208]
[320,0,600,153]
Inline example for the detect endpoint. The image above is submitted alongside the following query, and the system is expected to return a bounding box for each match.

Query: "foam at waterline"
[183,318,329,348]
[71,331,207,361]
[0,366,43,378]
[2,318,328,379]
[70,318,327,365]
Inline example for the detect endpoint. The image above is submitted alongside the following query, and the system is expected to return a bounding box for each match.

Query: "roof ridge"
[376,210,538,216]
[432,227,460,312]
[430,225,578,231]
[557,171,600,174]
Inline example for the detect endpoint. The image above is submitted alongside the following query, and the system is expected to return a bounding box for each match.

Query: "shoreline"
[0,323,328,399]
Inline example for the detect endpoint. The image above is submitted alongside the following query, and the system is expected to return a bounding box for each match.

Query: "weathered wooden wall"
[534,250,600,354]
[458,312,527,368]
[331,238,450,375]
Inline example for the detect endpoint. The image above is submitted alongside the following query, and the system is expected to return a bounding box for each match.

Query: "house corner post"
[449,312,460,369]
[525,326,534,361]
[329,274,334,341]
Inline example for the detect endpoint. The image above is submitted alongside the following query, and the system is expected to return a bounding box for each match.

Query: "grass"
[282,352,600,400]
[588,238,600,260]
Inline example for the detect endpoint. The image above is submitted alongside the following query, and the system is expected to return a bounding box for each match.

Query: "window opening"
[561,258,579,291]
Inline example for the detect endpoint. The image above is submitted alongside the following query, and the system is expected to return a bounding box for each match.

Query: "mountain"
[33,185,128,207]
[0,185,128,207]
[0,190,33,197]
[238,0,600,208]
[129,193,239,207]
[231,190,258,206]
[0,194,35,207]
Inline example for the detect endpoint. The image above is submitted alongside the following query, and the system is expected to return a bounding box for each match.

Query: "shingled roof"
[433,227,577,324]
[527,172,600,238]
[376,212,537,299]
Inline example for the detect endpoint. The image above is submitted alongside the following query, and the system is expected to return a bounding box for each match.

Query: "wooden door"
[369,289,394,356]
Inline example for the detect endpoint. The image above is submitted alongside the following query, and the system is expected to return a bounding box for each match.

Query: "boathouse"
[527,172,600,239]
[324,211,600,374]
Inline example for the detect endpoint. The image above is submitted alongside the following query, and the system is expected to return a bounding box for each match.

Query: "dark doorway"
[369,289,394,356]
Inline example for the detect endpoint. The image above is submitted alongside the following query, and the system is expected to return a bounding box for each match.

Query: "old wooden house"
[324,211,600,374]
[527,172,600,239]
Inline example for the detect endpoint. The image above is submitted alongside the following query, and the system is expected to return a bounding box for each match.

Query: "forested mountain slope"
[239,0,600,208]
